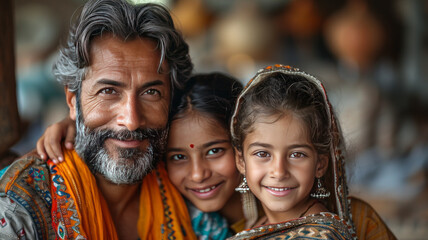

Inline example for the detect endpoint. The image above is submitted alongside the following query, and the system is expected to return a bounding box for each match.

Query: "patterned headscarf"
[230,64,355,234]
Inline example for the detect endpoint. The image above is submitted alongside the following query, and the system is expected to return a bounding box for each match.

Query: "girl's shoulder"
[228,212,356,240]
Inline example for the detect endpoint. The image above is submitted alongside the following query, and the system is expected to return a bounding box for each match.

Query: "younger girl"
[229,65,356,239]
[36,73,257,239]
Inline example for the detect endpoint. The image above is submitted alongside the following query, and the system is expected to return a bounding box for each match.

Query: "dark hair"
[53,0,192,93]
[170,73,243,131]
[232,72,337,211]
[233,73,331,153]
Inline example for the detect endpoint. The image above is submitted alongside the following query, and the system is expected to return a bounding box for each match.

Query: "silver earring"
[310,178,330,199]
[235,176,250,193]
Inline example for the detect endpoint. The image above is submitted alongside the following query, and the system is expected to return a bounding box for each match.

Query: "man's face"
[66,35,171,184]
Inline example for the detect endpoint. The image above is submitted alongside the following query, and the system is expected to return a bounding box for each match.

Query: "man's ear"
[65,87,77,121]
[316,154,329,178]
[235,148,246,175]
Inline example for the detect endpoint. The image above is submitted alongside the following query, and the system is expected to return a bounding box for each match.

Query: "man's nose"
[117,95,144,131]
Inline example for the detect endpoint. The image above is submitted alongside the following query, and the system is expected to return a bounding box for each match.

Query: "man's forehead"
[84,35,170,81]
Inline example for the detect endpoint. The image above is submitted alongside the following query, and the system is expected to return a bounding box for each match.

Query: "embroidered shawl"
[0,149,196,239]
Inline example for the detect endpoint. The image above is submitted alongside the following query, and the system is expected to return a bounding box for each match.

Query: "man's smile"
[109,138,146,148]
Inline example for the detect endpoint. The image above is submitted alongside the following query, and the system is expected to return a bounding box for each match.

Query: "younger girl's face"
[166,112,241,212]
[237,113,327,223]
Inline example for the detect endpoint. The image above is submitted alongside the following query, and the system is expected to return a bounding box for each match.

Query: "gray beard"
[73,99,167,185]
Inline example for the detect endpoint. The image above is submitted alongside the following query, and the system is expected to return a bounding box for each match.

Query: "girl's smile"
[237,113,328,223]
[187,182,224,199]
[263,185,296,197]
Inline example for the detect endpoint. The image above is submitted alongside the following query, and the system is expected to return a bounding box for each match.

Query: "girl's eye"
[170,154,187,161]
[255,151,270,158]
[99,88,117,95]
[207,148,224,155]
[290,152,306,158]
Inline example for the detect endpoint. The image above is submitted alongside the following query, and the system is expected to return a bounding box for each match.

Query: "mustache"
[87,128,163,146]
[99,128,161,142]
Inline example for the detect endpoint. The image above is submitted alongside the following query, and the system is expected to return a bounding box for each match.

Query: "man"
[0,0,196,239]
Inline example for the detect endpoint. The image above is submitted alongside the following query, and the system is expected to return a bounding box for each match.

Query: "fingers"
[36,116,76,165]
[36,124,64,164]
[36,136,48,161]
[64,123,76,150]
[37,133,61,163]
[51,124,66,164]
[48,127,64,164]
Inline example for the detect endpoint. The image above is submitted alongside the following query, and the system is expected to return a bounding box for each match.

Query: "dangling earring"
[235,176,250,193]
[235,175,258,228]
[310,178,331,199]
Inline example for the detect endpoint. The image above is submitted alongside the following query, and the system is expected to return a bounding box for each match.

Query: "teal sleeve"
[0,166,10,178]
[186,200,233,240]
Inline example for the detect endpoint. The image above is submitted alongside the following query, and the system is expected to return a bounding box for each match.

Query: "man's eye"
[99,88,117,95]
[142,89,162,101]
[144,89,160,95]
[255,151,270,158]
[171,154,186,161]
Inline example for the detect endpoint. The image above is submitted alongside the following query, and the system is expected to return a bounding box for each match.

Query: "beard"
[73,97,168,185]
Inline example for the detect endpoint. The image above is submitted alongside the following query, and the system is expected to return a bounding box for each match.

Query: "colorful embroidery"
[0,217,7,227]
[49,163,83,239]
[231,213,353,240]
[156,169,176,240]
[28,167,53,210]
[17,228,26,238]
[0,157,56,239]
[29,168,46,181]
[57,222,66,239]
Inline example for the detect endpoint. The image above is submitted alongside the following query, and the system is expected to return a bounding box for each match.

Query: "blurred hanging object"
[275,0,323,41]
[211,0,276,79]
[171,0,213,38]
[0,0,21,166]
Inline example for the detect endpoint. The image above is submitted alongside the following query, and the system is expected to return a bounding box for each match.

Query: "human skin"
[64,34,171,239]
[37,109,244,226]
[236,113,328,224]
[166,112,243,224]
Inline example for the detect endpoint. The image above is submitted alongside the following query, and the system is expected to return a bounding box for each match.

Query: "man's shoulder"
[0,154,56,239]
[0,154,48,191]
[0,153,51,206]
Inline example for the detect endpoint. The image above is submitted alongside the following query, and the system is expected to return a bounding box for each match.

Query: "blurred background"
[3,0,428,238]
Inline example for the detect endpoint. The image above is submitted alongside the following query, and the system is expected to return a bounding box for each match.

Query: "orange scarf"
[49,148,196,239]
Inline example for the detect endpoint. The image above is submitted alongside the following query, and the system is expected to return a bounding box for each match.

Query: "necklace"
[299,200,318,218]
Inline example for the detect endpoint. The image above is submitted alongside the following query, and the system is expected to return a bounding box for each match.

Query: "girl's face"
[237,113,327,223]
[166,112,241,212]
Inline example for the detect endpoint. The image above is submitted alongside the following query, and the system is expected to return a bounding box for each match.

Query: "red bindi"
[190,144,194,148]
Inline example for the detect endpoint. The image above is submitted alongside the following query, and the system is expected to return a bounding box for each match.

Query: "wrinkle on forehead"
[86,35,168,80]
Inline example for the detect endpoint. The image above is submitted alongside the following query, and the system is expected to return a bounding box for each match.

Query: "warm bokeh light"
[3,0,428,238]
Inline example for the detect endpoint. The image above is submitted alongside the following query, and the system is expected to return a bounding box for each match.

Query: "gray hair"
[53,0,192,93]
